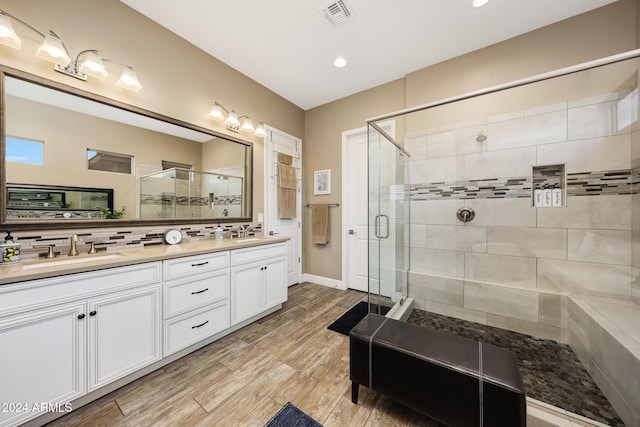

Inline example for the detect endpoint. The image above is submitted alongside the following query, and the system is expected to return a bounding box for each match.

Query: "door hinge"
[298,257,301,263]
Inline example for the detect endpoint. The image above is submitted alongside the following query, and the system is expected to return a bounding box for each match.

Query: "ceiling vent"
[321,0,355,26]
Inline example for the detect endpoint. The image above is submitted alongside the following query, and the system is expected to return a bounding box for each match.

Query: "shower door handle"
[380,214,390,239]
[375,214,390,239]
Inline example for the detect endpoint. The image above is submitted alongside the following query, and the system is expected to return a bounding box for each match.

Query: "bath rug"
[327,301,391,335]
[264,402,323,427]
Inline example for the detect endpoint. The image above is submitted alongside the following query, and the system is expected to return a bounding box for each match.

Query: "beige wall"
[0,0,305,222]
[302,0,639,281]
[303,79,406,280]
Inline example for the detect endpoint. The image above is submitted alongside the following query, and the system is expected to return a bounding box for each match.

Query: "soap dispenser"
[533,184,543,207]
[542,184,552,207]
[1,231,21,265]
[214,224,224,240]
[552,183,562,207]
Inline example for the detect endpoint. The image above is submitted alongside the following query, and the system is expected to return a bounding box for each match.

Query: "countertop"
[0,236,289,286]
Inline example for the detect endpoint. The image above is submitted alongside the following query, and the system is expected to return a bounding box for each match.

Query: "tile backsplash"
[8,222,262,260]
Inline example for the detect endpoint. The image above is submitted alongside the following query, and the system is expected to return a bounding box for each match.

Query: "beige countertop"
[0,236,289,286]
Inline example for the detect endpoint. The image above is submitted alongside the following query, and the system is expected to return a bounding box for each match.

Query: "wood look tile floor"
[45,283,598,427]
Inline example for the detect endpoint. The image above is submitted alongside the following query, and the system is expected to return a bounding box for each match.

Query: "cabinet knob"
[89,310,97,316]
[77,313,85,320]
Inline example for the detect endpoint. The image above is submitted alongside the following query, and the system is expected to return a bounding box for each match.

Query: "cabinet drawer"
[163,301,230,356]
[0,262,162,316]
[163,251,229,280]
[230,243,287,266]
[164,271,229,319]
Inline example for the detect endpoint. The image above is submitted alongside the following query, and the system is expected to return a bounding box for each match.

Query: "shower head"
[476,131,487,142]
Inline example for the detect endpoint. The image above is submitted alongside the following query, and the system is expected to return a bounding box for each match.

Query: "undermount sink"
[232,238,261,243]
[22,253,125,270]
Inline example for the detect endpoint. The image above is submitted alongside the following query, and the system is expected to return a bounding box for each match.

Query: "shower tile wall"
[406,92,636,342]
[634,127,640,306]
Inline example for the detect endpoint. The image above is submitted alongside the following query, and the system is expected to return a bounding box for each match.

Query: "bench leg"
[351,382,359,403]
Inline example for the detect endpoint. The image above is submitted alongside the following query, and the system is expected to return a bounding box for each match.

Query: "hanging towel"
[278,164,297,189]
[311,204,329,244]
[279,188,296,219]
[278,152,293,165]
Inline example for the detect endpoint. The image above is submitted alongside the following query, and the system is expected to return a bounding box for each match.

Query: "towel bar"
[306,203,340,207]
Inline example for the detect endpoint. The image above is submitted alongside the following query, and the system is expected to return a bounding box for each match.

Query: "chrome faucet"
[68,234,79,256]
[238,225,246,238]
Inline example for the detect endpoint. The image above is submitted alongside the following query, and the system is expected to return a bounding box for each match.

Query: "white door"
[264,126,302,286]
[342,122,397,295]
[342,129,370,292]
[87,286,161,391]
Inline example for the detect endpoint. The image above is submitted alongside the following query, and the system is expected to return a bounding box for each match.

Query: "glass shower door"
[368,123,410,313]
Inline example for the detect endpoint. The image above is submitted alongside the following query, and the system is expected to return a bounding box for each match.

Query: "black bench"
[350,314,526,427]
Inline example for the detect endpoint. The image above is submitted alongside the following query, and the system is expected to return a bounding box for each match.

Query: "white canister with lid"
[1,232,21,265]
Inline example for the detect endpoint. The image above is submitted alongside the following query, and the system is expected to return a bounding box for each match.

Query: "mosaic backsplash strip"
[409,169,636,201]
[10,223,262,261]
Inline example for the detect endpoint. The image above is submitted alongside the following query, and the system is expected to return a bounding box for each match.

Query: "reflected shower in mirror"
[1,69,253,228]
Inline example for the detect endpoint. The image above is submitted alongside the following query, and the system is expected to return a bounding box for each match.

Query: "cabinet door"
[264,256,287,309]
[230,262,263,325]
[87,286,161,391]
[0,303,85,427]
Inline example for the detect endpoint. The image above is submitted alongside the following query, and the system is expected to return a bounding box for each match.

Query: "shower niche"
[532,164,566,208]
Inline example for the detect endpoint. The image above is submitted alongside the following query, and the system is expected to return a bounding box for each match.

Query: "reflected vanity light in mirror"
[208,101,266,136]
[2,69,254,229]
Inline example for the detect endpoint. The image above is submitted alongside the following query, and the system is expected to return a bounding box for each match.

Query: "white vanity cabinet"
[162,252,231,356]
[0,262,161,427]
[0,239,289,427]
[87,286,161,391]
[0,302,86,427]
[230,243,287,325]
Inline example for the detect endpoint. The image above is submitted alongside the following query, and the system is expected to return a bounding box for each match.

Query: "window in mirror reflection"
[162,160,192,180]
[6,137,43,165]
[87,149,133,174]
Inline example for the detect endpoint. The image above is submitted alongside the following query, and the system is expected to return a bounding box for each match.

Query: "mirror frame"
[0,66,254,231]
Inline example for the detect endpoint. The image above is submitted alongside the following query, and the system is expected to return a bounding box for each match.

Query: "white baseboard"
[301,273,344,289]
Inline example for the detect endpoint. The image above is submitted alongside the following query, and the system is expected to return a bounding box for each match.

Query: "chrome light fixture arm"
[0,9,46,38]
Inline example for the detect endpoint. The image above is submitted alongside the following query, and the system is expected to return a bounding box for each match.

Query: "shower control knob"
[457,207,475,223]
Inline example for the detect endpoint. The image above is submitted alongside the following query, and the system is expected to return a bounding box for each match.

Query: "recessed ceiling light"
[472,0,490,7]
[333,57,347,68]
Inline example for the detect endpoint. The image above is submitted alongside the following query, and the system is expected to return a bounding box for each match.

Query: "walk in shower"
[366,50,640,426]
[367,123,410,316]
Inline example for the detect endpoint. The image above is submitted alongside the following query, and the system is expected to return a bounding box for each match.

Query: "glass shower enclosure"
[367,122,411,316]
[139,167,243,219]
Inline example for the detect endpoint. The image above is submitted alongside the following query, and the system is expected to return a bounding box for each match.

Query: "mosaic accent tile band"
[409,169,635,201]
[11,223,263,261]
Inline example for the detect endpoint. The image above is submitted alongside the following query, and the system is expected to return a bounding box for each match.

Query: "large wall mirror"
[0,67,253,230]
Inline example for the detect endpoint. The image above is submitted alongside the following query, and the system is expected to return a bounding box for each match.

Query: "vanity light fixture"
[208,101,266,137]
[0,9,142,92]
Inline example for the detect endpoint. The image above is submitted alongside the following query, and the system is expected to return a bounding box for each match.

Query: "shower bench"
[349,313,526,427]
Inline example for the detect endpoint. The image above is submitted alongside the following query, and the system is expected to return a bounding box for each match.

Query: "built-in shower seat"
[349,313,526,427]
